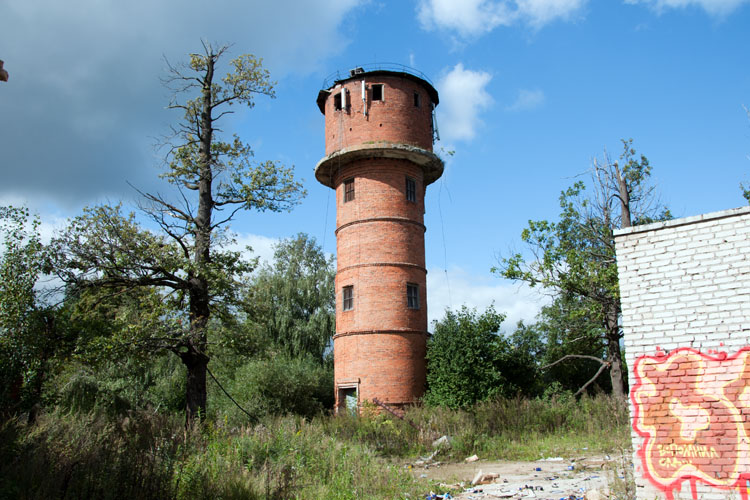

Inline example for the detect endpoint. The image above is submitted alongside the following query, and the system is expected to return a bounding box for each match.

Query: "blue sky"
[1,0,749,328]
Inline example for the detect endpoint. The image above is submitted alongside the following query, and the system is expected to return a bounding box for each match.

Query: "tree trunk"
[605,303,625,399]
[182,347,209,424]
[181,48,216,425]
[616,164,632,229]
[27,311,56,424]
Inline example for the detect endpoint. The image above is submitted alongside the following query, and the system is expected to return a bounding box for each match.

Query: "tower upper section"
[315,66,443,188]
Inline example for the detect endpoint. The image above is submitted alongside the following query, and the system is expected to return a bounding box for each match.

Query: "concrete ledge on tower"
[315,141,444,188]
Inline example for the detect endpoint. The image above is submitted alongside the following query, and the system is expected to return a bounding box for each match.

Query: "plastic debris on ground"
[416,454,626,500]
[432,435,452,449]
[425,492,453,500]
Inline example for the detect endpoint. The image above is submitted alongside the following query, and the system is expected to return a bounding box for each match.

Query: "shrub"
[424,306,506,408]
[211,354,334,425]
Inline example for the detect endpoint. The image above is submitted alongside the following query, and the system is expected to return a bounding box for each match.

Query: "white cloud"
[624,0,750,16]
[427,267,548,332]
[506,88,546,111]
[517,0,588,26]
[417,0,586,38]
[0,0,366,206]
[436,63,493,142]
[230,233,279,266]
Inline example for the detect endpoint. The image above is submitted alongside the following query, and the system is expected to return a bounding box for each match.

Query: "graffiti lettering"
[632,347,750,500]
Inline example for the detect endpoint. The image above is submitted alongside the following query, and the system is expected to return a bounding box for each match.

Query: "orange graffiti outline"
[631,346,750,499]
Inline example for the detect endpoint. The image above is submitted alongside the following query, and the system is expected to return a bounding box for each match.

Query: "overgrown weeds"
[0,394,630,499]
[0,409,428,499]
[325,394,630,461]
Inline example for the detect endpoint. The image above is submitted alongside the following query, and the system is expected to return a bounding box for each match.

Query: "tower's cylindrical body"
[315,67,443,412]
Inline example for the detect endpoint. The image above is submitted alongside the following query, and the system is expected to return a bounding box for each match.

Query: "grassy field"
[0,394,631,499]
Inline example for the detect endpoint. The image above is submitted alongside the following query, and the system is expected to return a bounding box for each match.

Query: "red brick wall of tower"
[316,70,440,412]
[323,75,435,155]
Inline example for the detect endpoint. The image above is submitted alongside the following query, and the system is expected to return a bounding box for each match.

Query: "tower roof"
[316,64,439,114]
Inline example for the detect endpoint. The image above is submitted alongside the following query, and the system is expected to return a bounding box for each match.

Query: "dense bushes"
[210,355,334,425]
[424,306,549,408]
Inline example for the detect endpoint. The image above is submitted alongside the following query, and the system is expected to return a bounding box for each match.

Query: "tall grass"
[0,410,429,500]
[325,394,630,460]
[0,411,180,500]
[0,395,630,499]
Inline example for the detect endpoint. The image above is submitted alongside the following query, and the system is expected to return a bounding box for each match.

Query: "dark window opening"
[343,285,354,311]
[344,178,355,202]
[414,92,421,107]
[334,93,342,110]
[406,176,416,202]
[407,283,419,309]
[372,84,384,101]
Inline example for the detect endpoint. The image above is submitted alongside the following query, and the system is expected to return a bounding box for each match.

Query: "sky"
[1,0,749,329]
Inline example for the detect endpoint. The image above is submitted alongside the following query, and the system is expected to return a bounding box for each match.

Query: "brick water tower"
[315,65,444,413]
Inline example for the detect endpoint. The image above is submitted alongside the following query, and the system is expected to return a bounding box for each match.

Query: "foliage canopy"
[494,140,670,397]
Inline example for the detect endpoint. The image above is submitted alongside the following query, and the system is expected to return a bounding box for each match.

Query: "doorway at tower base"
[333,331,428,414]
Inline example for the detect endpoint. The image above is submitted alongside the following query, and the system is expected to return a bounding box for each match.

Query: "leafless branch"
[542,354,610,370]
[573,362,610,397]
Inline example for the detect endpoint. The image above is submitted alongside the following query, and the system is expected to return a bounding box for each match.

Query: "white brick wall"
[614,206,750,500]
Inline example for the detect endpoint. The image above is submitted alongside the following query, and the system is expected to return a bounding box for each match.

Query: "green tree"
[242,233,335,362]
[0,206,59,418]
[535,294,610,395]
[494,140,669,398]
[424,305,507,408]
[52,43,305,423]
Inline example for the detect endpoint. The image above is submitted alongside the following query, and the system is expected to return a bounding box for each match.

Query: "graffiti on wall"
[631,347,750,500]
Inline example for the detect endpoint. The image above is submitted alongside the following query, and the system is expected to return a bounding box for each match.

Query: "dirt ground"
[410,453,630,499]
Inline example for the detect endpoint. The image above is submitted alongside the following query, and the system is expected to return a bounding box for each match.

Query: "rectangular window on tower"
[334,93,342,110]
[372,84,384,101]
[414,92,421,107]
[343,286,354,311]
[407,283,419,309]
[344,178,355,202]
[406,176,416,202]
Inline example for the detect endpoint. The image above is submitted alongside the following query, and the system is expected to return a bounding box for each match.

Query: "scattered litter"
[584,490,602,500]
[465,454,479,463]
[417,453,627,499]
[539,457,564,461]
[438,483,463,490]
[432,435,452,449]
[425,492,453,500]
[471,470,499,486]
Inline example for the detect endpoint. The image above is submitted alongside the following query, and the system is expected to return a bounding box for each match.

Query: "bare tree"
[53,42,305,423]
